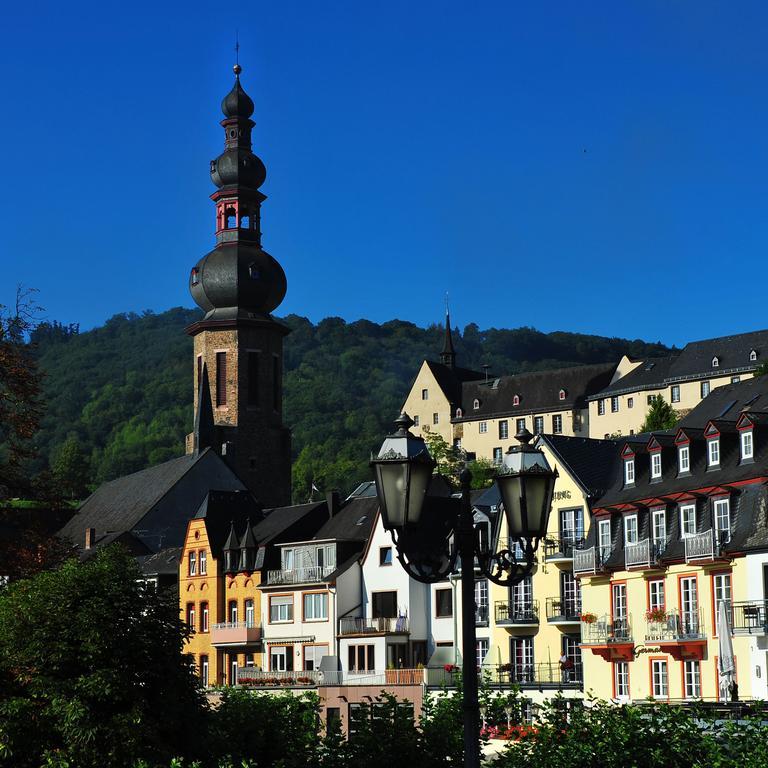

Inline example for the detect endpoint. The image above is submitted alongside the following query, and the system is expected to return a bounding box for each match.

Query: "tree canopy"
[639,395,679,433]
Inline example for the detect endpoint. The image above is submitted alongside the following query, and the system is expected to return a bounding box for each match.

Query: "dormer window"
[750,349,758,362]
[473,398,481,410]
[741,429,754,461]
[512,394,520,407]
[624,458,635,485]
[712,356,720,368]
[624,514,639,546]
[680,503,696,539]
[651,452,662,480]
[455,408,463,418]
[714,497,731,544]
[707,438,720,467]
[678,445,690,474]
[558,389,566,401]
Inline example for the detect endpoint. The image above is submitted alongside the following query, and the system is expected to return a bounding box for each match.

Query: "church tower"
[186,64,291,507]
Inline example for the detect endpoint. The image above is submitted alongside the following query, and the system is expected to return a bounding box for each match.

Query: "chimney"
[326,490,341,518]
[84,528,96,550]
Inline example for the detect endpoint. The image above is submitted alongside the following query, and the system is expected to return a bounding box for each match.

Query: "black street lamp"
[371,413,557,768]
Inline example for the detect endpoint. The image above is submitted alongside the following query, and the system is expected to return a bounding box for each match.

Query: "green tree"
[51,435,90,499]
[422,428,463,481]
[0,546,208,768]
[639,395,678,433]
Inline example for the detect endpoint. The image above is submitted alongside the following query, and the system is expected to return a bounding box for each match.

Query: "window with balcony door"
[510,637,534,681]
[269,595,293,623]
[244,599,255,627]
[476,638,490,669]
[228,600,238,624]
[651,659,668,698]
[304,592,329,621]
[200,602,209,633]
[304,643,329,671]
[560,507,584,544]
[708,438,720,467]
[678,445,690,474]
[475,580,489,624]
[561,571,580,615]
[612,583,627,634]
[684,660,701,699]
[511,576,533,619]
[651,452,662,480]
[270,645,293,672]
[712,573,732,634]
[624,515,639,546]
[651,508,666,553]
[598,519,612,561]
[680,576,699,635]
[741,430,754,461]
[282,548,294,571]
[714,498,731,544]
[648,580,665,612]
[373,591,398,618]
[188,551,197,576]
[679,504,696,539]
[614,661,629,699]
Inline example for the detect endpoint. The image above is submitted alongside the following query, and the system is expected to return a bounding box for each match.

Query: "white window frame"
[712,356,719,368]
[499,420,509,440]
[750,349,758,362]
[701,380,710,398]
[611,396,619,413]
[188,551,197,576]
[270,595,294,623]
[201,656,209,687]
[684,660,701,699]
[648,580,665,612]
[678,445,690,474]
[533,416,544,435]
[516,417,526,434]
[741,430,754,460]
[493,447,502,465]
[598,399,606,416]
[552,414,563,434]
[679,504,696,539]
[199,550,207,575]
[478,421,488,434]
[473,398,480,410]
[651,659,668,699]
[624,514,638,546]
[651,452,662,479]
[614,661,630,700]
[708,438,720,467]
[713,573,732,634]
[303,592,329,621]
[671,385,681,403]
[201,604,209,632]
[598,519,612,560]
[652,508,666,551]
[228,601,238,624]
[714,498,731,544]
[476,637,490,669]
[245,599,255,627]
[624,458,635,485]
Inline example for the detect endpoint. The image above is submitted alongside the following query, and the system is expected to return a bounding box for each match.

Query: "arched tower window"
[240,211,251,229]
[225,206,237,229]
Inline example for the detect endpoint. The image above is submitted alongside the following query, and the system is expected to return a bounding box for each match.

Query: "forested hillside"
[27,309,670,501]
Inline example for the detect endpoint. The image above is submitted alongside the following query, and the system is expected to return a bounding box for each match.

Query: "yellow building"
[576,376,768,702]
[480,434,620,704]
[587,331,768,439]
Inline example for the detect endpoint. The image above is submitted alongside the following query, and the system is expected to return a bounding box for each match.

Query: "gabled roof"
[587,356,677,398]
[680,375,768,429]
[312,496,378,542]
[422,360,484,406]
[459,363,616,420]
[537,434,622,500]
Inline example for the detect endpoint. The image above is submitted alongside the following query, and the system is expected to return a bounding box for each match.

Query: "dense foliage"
[23,308,670,501]
[639,394,679,433]
[0,547,206,768]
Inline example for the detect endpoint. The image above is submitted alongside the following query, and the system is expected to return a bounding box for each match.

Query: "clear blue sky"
[2,1,767,346]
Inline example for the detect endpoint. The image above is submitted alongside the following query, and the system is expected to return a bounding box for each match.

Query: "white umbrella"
[717,600,735,701]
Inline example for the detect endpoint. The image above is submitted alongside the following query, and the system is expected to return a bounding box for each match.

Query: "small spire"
[439,296,456,369]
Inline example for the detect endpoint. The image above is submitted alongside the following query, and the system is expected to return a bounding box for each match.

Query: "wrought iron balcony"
[546,596,582,623]
[494,599,539,626]
[580,614,632,645]
[338,616,410,635]
[684,530,716,563]
[428,662,583,689]
[732,601,768,635]
[210,621,262,647]
[645,609,705,643]
[266,565,336,585]
[573,546,611,575]
[544,537,585,562]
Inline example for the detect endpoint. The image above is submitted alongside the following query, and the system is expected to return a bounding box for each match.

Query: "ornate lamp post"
[371,413,557,768]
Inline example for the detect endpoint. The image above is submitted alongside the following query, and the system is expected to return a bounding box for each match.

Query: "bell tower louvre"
[186,63,291,508]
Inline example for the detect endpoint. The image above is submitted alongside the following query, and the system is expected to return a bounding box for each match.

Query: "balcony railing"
[684,530,715,563]
[266,565,336,585]
[546,596,582,622]
[428,662,583,689]
[237,669,321,687]
[645,609,705,642]
[544,537,585,561]
[494,599,539,625]
[573,546,611,575]
[732,601,768,635]
[580,614,632,644]
[475,604,490,626]
[210,621,262,647]
[237,668,426,687]
[338,616,410,635]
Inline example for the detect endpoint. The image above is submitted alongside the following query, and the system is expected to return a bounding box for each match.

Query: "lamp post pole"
[457,467,481,768]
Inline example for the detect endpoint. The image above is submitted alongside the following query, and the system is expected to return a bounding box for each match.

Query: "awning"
[265,636,316,645]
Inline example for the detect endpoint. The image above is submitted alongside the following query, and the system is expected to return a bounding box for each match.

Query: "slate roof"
[679,375,768,429]
[423,360,484,407]
[59,448,246,553]
[138,547,182,577]
[457,363,616,420]
[193,489,263,556]
[312,496,378,542]
[537,434,623,499]
[590,329,768,398]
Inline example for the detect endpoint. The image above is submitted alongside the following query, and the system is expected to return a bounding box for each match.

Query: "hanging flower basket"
[580,612,597,624]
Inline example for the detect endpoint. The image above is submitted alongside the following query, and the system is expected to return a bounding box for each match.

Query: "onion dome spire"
[222,64,255,118]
